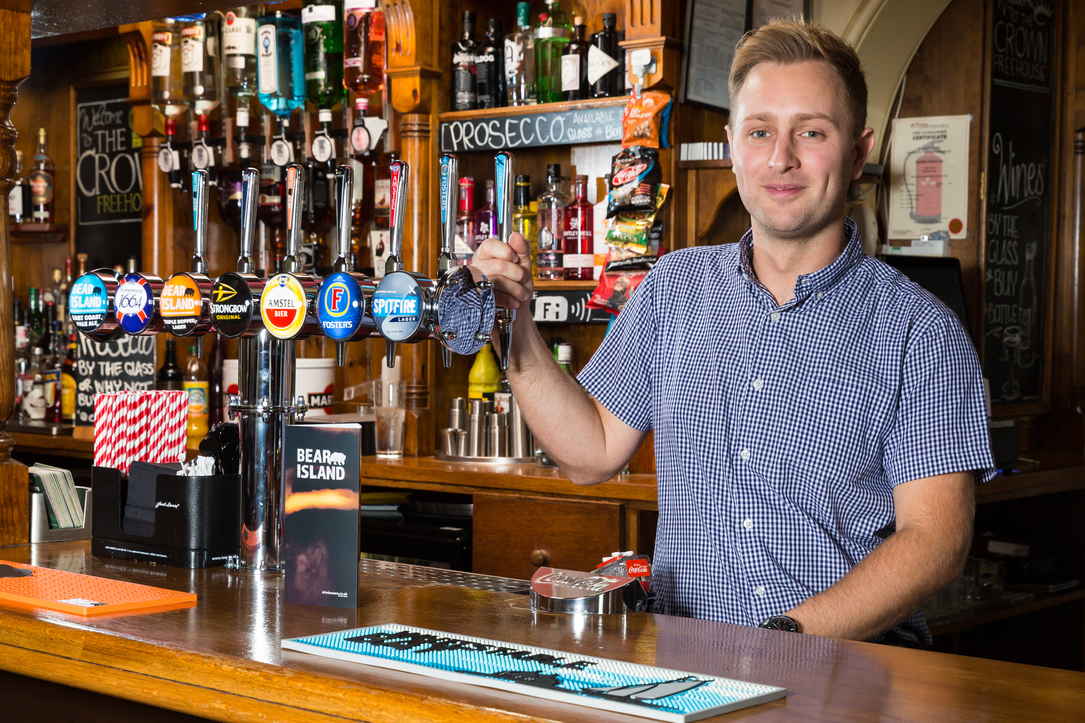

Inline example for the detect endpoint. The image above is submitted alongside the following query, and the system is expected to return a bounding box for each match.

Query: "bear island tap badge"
[160,275,204,335]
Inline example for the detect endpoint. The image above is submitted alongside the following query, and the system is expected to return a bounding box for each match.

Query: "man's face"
[726,60,873,243]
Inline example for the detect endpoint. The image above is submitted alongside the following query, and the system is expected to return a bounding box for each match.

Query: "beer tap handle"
[238,167,259,275]
[191,169,209,276]
[334,165,354,274]
[284,163,306,274]
[438,154,459,276]
[493,151,516,372]
[387,159,408,276]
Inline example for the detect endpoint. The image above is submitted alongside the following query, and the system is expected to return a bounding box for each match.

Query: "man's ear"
[852,127,875,180]
[725,125,733,145]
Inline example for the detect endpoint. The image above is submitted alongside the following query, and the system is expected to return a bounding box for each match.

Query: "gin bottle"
[222,6,263,102]
[452,11,479,111]
[536,164,566,280]
[505,2,536,106]
[181,13,222,120]
[533,0,571,104]
[302,3,345,110]
[151,18,188,120]
[256,11,306,121]
[344,0,386,100]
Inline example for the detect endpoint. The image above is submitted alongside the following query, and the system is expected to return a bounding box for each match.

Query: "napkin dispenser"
[529,566,648,614]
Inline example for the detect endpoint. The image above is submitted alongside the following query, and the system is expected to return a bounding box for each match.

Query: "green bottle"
[533,0,571,103]
[301,3,345,109]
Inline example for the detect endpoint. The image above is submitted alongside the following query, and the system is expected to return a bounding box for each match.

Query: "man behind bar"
[473,20,994,645]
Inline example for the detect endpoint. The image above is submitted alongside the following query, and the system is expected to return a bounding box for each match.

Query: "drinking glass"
[372,380,405,459]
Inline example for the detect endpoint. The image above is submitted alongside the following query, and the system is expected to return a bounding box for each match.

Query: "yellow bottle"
[468,344,503,399]
[183,345,209,451]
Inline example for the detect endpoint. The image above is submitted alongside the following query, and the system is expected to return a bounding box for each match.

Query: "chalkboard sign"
[74,335,156,425]
[983,0,1055,406]
[440,104,624,153]
[75,83,143,269]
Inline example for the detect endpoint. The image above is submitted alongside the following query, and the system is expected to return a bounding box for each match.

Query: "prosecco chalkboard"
[74,335,156,425]
[439,104,624,153]
[75,83,143,268]
[983,0,1055,406]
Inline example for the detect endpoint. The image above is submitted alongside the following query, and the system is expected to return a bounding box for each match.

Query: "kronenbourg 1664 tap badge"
[115,273,155,334]
[261,273,308,339]
[210,274,255,338]
[372,273,423,343]
[69,273,110,333]
[317,273,363,341]
[160,274,203,335]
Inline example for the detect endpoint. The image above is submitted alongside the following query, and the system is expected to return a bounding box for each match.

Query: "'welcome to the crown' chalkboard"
[76,83,143,269]
[983,0,1055,406]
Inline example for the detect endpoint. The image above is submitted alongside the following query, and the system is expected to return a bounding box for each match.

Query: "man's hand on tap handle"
[472,233,534,310]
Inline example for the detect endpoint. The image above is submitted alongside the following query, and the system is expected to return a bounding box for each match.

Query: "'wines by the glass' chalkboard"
[983,0,1055,406]
[74,336,156,425]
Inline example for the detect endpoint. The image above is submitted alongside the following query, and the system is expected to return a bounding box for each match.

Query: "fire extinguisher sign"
[888,114,971,242]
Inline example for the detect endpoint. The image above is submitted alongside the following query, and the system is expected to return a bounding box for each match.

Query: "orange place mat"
[0,560,196,616]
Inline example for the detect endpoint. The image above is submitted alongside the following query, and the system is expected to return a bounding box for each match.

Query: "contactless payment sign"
[69,273,111,333]
[317,273,364,341]
[261,273,309,339]
[160,274,204,335]
[372,272,423,342]
[210,273,255,338]
[115,274,156,334]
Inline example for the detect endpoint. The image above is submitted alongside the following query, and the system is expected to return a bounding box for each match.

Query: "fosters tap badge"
[261,273,309,339]
[317,273,364,341]
[115,273,156,334]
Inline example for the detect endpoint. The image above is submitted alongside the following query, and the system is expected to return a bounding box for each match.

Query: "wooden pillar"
[0,7,31,546]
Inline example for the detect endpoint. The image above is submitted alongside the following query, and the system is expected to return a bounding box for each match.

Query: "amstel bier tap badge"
[160,273,204,335]
[261,273,308,339]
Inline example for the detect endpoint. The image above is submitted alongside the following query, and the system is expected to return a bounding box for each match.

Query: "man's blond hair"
[729,20,868,138]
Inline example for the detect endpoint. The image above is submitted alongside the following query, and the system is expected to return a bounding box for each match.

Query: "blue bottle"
[256,11,306,121]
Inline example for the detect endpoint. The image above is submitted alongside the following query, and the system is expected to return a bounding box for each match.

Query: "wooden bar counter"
[0,540,1082,722]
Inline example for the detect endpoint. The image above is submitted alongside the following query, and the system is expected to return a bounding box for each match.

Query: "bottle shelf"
[10,223,69,243]
[678,159,732,170]
[535,279,598,291]
[439,97,628,124]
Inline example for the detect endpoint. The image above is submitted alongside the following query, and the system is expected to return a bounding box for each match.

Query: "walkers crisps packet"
[621,91,672,149]
[606,146,661,219]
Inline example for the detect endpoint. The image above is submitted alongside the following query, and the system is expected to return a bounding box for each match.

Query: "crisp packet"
[605,184,669,254]
[607,146,661,219]
[621,91,673,149]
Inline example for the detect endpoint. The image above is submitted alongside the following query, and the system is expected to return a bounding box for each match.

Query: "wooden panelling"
[472,492,623,578]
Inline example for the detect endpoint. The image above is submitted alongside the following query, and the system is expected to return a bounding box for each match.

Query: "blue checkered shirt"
[578,219,995,644]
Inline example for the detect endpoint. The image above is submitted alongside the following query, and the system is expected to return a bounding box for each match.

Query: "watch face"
[760,616,799,633]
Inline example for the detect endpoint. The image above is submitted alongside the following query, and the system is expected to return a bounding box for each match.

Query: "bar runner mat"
[0,561,196,616]
[282,624,786,722]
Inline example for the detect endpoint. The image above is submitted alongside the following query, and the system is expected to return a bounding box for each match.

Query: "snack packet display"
[621,91,673,149]
[605,184,669,254]
[587,267,651,315]
[606,146,661,219]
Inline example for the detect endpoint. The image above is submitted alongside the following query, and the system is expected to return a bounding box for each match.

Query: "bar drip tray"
[358,558,529,594]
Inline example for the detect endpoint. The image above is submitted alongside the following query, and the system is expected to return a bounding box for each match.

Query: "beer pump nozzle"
[238,167,259,275]
[284,164,306,274]
[333,165,355,275]
[493,151,516,372]
[384,159,410,367]
[437,153,460,368]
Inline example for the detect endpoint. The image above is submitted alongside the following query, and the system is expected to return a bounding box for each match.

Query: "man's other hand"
[472,233,534,310]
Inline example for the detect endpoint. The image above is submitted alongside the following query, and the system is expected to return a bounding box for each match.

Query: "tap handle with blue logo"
[191,169,209,276]
[284,163,306,273]
[238,167,260,274]
[495,151,515,245]
[387,159,409,276]
[438,154,459,275]
[334,165,354,273]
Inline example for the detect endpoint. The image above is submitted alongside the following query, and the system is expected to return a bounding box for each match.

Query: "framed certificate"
[678,0,749,112]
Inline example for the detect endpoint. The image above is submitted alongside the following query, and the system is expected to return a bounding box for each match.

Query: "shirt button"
[770,312,781,323]
[740,449,750,461]
[752,378,763,390]
[754,585,766,597]
[816,291,824,300]
[743,518,754,530]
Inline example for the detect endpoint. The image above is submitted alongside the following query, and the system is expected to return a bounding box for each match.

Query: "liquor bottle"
[556,342,573,375]
[61,331,77,423]
[157,338,185,391]
[44,268,63,307]
[184,345,210,451]
[256,11,306,121]
[27,287,44,343]
[589,13,621,98]
[76,254,88,277]
[30,128,54,224]
[181,14,222,121]
[512,175,538,279]
[452,11,479,111]
[207,334,224,427]
[351,199,373,274]
[563,175,593,280]
[475,179,497,248]
[561,18,590,101]
[45,321,63,424]
[302,3,345,110]
[534,0,571,104]
[455,176,477,265]
[343,0,386,100]
[8,150,28,224]
[151,18,188,120]
[13,311,29,420]
[536,164,566,280]
[218,167,244,230]
[223,6,263,101]
[23,347,47,420]
[505,2,536,106]
[476,18,505,109]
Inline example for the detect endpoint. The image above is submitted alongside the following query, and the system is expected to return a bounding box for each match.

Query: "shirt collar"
[735,217,863,301]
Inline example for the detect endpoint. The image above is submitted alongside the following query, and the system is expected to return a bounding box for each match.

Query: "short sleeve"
[883,312,996,486]
[576,265,660,432]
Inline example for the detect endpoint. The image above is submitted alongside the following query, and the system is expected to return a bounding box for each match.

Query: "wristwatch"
[759,615,800,633]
